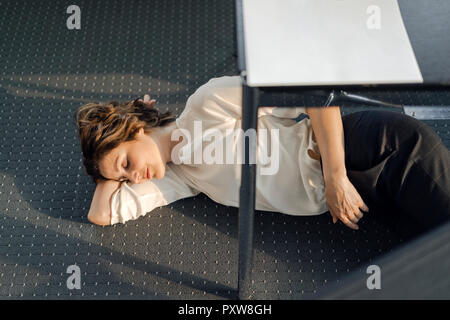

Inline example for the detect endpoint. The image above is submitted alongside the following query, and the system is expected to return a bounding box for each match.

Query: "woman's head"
[75,98,177,185]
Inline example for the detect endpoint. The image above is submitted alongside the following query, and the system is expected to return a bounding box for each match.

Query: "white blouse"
[110,76,328,225]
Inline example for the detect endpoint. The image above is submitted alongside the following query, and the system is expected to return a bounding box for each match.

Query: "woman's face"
[98,127,165,184]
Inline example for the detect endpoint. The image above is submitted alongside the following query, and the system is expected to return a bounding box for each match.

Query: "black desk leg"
[238,83,259,299]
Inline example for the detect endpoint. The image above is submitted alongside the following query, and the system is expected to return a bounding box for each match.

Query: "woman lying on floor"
[75,76,450,239]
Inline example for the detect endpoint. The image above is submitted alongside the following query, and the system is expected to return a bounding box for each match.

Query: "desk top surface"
[237,0,450,87]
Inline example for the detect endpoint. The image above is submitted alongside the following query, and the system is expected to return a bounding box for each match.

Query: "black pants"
[321,110,450,239]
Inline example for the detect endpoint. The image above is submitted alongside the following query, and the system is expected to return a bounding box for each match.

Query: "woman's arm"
[306,106,369,230]
[306,106,346,181]
[87,179,122,226]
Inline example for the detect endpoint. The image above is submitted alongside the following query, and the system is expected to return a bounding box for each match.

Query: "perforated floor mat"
[0,0,449,299]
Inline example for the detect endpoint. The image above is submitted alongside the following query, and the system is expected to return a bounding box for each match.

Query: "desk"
[235,0,450,299]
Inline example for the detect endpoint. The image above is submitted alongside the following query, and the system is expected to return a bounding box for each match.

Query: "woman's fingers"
[340,215,359,230]
[138,95,156,107]
[347,210,362,224]
[345,199,368,225]
[330,211,338,224]
[361,201,370,212]
[325,175,369,231]
[329,209,352,229]
[345,196,368,225]
[332,208,361,230]
[139,95,154,103]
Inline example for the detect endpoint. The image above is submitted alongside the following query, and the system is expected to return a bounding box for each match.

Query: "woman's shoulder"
[204,75,241,87]
[191,75,241,103]
[178,75,243,123]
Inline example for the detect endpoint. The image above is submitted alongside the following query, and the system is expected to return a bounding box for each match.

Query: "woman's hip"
[342,109,446,171]
[341,109,449,205]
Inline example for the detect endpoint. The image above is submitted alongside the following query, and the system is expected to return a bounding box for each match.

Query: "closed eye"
[118,158,129,182]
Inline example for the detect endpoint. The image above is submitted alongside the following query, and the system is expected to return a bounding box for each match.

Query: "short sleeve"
[177,75,307,125]
[110,163,200,225]
[176,76,244,126]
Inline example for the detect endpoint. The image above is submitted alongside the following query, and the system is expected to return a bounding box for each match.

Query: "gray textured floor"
[0,0,449,299]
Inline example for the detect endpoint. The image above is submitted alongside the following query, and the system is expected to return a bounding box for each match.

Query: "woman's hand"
[138,94,156,107]
[324,174,369,230]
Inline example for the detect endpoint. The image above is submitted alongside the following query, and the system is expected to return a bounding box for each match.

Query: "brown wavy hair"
[74,98,177,184]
